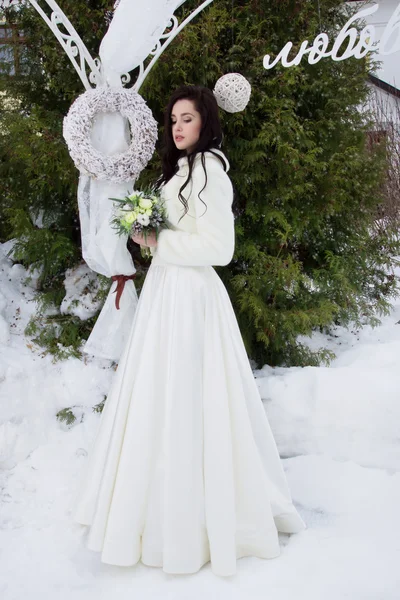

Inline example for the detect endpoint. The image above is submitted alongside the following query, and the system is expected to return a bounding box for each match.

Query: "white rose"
[118,204,133,218]
[139,197,153,210]
[137,213,150,226]
[125,212,137,224]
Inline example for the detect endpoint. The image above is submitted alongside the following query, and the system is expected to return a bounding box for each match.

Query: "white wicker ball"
[213,73,251,113]
[63,86,158,183]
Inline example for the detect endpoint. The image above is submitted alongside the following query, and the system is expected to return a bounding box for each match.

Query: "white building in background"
[350,0,399,88]
[347,0,400,128]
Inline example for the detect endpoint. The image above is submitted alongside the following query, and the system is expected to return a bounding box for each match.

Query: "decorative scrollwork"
[26,0,215,92]
[134,1,214,92]
[27,0,103,90]
[159,16,179,39]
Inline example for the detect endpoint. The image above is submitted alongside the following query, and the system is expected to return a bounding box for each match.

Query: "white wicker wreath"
[63,86,158,183]
[213,73,252,113]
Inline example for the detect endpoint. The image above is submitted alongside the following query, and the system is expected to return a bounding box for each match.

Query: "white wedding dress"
[72,148,306,576]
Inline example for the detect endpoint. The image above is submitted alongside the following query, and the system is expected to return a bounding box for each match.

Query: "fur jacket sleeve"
[153,151,235,267]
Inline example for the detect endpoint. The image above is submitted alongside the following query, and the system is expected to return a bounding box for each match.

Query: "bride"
[72,83,306,577]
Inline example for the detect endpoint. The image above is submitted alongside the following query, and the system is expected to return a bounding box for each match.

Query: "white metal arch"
[25,0,215,91]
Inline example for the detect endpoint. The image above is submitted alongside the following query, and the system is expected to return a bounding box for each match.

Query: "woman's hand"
[131,230,158,248]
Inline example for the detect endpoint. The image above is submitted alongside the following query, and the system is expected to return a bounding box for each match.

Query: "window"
[0,22,27,76]
[367,129,388,151]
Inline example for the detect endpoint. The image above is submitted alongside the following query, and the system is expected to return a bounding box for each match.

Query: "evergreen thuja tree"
[139,0,400,367]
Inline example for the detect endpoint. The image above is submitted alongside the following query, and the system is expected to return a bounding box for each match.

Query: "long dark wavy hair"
[154,84,232,222]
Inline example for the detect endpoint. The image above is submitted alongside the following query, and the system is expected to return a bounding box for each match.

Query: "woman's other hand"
[131,230,158,247]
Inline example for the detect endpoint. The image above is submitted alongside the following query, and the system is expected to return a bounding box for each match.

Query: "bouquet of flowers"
[109,185,168,259]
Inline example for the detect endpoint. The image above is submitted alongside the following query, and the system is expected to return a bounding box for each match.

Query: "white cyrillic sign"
[263,2,400,69]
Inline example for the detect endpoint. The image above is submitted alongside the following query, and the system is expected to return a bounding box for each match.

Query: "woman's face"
[171,99,202,154]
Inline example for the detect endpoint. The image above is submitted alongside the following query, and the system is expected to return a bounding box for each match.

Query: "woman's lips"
[175,136,184,141]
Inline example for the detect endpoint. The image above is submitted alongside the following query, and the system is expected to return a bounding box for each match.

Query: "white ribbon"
[78,108,139,361]
[99,0,187,80]
[78,1,189,361]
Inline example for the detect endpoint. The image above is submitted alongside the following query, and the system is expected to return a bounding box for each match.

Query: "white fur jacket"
[151,148,235,267]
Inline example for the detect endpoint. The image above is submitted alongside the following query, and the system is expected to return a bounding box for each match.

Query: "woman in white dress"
[72,84,306,576]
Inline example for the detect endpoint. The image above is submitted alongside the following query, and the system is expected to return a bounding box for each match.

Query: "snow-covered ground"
[1,239,399,600]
